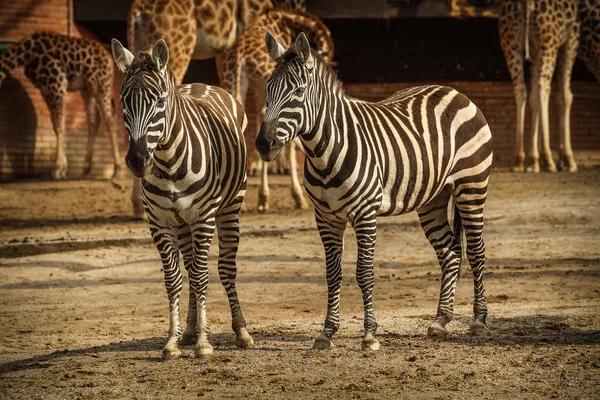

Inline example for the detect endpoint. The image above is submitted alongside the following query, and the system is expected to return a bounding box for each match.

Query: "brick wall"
[0,0,128,180]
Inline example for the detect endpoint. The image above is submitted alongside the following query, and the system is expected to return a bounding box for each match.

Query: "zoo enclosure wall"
[0,0,598,180]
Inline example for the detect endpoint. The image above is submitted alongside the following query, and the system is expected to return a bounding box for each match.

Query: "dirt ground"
[0,168,599,399]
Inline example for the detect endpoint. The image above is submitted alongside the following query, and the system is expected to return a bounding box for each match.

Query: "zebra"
[110,38,254,359]
[256,32,493,351]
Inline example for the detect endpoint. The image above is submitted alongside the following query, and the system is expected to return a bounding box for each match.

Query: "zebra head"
[256,32,316,162]
[111,38,171,178]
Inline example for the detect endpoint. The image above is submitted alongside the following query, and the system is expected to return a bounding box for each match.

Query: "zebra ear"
[295,32,314,70]
[151,39,169,72]
[111,38,134,73]
[265,31,285,62]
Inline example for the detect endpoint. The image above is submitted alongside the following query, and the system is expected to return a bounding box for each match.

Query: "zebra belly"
[304,176,384,222]
[377,172,451,217]
[142,179,221,226]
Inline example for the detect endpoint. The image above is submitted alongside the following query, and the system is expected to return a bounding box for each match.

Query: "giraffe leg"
[528,21,558,173]
[217,198,254,349]
[190,217,216,359]
[351,212,380,351]
[537,84,557,173]
[81,89,100,177]
[43,90,67,180]
[556,28,579,173]
[498,1,527,172]
[96,89,124,179]
[512,83,527,173]
[417,189,462,336]
[131,177,145,220]
[254,89,270,212]
[526,46,543,173]
[257,160,270,212]
[289,138,308,209]
[149,222,184,360]
[313,211,346,350]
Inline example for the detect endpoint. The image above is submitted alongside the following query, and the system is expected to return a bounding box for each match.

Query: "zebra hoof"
[161,346,182,361]
[427,321,449,337]
[470,321,490,336]
[312,333,334,350]
[235,328,255,349]
[361,333,380,351]
[194,342,214,359]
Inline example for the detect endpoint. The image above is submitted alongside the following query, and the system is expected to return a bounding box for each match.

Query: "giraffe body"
[127,0,304,85]
[219,8,334,211]
[499,0,600,173]
[0,31,123,179]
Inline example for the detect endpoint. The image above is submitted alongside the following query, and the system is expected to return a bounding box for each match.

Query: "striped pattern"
[257,35,493,349]
[112,40,253,359]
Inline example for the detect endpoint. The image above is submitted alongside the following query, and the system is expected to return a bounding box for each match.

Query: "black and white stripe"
[111,39,254,359]
[257,33,493,350]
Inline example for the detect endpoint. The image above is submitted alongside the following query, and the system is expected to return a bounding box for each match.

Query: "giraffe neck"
[0,36,35,85]
[270,9,334,63]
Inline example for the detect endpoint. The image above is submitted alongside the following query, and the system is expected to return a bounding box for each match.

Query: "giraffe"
[125,0,305,218]
[499,0,600,173]
[0,31,123,179]
[127,0,305,85]
[218,8,334,211]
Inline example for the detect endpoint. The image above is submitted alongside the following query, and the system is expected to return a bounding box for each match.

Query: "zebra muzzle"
[125,140,152,177]
[256,120,284,162]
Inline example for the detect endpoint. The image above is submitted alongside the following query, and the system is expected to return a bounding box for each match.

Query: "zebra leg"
[190,218,216,359]
[352,214,380,351]
[149,223,184,360]
[417,189,462,336]
[178,226,197,345]
[216,200,254,349]
[454,193,490,335]
[313,211,346,350]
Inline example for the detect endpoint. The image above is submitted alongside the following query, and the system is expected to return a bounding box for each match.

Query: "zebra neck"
[152,95,193,179]
[301,86,350,177]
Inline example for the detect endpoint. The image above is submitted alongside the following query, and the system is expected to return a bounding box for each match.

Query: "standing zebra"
[111,38,254,359]
[257,33,493,350]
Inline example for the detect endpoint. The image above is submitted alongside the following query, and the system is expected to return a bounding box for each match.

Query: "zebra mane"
[275,47,344,96]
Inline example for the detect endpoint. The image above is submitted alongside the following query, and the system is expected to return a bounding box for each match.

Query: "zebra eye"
[156,98,166,108]
[295,87,305,96]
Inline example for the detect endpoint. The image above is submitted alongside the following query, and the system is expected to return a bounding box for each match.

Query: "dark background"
[78,16,595,85]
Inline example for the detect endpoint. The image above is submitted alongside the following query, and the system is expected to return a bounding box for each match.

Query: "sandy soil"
[0,169,599,399]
